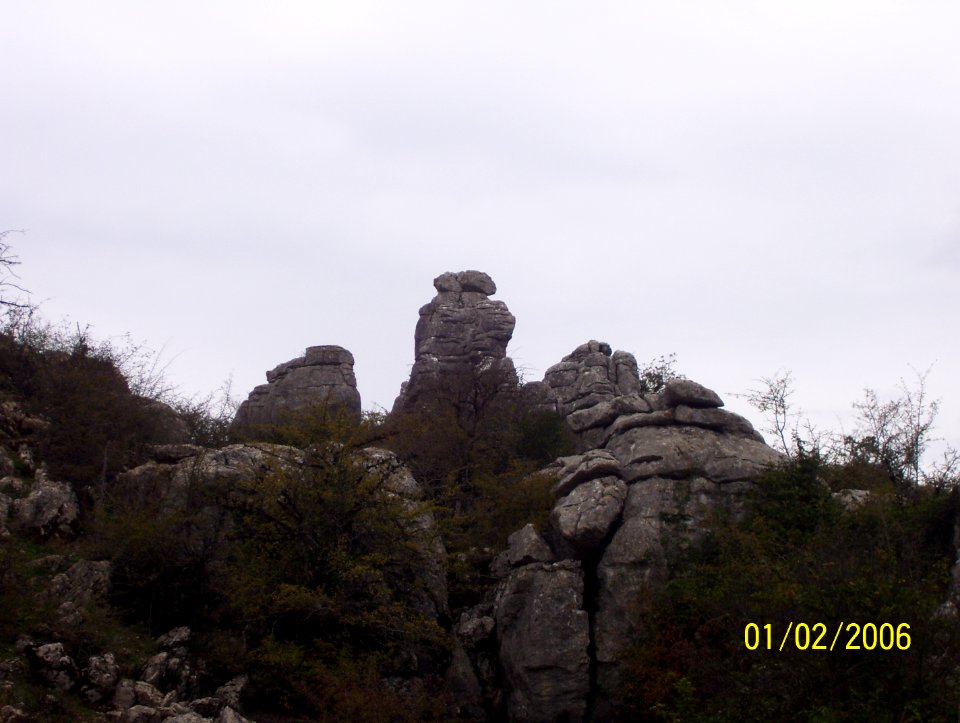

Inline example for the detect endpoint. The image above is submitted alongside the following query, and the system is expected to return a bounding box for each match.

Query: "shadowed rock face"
[231,345,360,435]
[393,271,517,412]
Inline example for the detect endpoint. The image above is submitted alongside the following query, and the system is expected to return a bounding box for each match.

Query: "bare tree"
[741,370,796,455]
[0,230,29,309]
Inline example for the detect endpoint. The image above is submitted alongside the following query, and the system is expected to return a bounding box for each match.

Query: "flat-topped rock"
[231,345,360,436]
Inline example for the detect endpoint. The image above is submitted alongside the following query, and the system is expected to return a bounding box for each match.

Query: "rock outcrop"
[9,468,79,540]
[393,271,517,412]
[231,345,360,436]
[487,342,784,721]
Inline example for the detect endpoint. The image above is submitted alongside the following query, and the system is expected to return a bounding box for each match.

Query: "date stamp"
[744,622,911,651]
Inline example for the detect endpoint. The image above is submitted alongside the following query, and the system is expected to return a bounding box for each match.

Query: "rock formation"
[487,342,784,721]
[231,345,360,436]
[393,271,517,412]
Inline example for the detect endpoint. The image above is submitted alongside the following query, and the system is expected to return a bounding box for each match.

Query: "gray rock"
[164,714,210,723]
[10,469,78,539]
[833,488,871,511]
[122,706,161,723]
[662,378,724,408]
[456,610,496,649]
[494,560,590,723]
[393,271,516,411]
[0,493,9,538]
[672,405,764,441]
[0,476,22,494]
[550,476,627,553]
[492,524,554,577]
[31,642,77,691]
[47,560,111,609]
[0,706,29,723]
[550,449,623,497]
[81,652,120,703]
[215,707,252,723]
[143,400,191,445]
[114,678,137,710]
[132,680,165,708]
[157,627,192,651]
[594,476,751,704]
[231,345,361,435]
[605,424,784,482]
[213,675,247,712]
[445,637,483,717]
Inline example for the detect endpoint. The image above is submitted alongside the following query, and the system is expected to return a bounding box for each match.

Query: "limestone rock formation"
[494,558,590,723]
[231,345,360,436]
[10,468,79,540]
[489,341,784,721]
[393,271,517,411]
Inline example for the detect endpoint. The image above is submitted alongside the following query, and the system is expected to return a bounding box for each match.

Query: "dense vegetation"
[619,451,960,721]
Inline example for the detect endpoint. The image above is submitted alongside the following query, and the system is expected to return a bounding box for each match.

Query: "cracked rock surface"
[492,341,784,721]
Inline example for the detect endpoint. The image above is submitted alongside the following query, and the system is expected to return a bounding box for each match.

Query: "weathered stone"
[150,444,204,464]
[492,524,555,578]
[360,448,449,620]
[10,469,78,539]
[31,643,77,691]
[456,610,496,649]
[393,271,516,411]
[494,560,590,723]
[550,449,622,497]
[142,400,191,445]
[445,638,483,718]
[164,713,209,723]
[123,706,161,723]
[157,627,192,651]
[550,476,627,553]
[81,652,120,703]
[114,678,137,710]
[606,424,784,482]
[0,476,22,494]
[215,707,252,723]
[833,488,871,511]
[0,706,29,723]
[0,493,9,538]
[594,476,751,705]
[213,675,247,712]
[132,680,165,708]
[47,560,111,609]
[672,405,763,440]
[231,345,360,435]
[662,378,724,408]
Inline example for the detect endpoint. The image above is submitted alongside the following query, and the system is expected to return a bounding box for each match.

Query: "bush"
[617,457,960,721]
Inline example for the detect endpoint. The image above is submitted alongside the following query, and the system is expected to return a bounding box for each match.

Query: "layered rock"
[393,271,517,412]
[489,341,784,721]
[231,345,360,436]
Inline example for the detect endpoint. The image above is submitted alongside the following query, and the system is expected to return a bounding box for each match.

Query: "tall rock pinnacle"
[393,271,517,411]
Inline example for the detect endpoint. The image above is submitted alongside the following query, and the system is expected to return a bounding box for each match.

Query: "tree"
[0,231,29,309]
[846,365,942,493]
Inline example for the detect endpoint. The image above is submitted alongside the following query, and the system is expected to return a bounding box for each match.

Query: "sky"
[2,1,959,460]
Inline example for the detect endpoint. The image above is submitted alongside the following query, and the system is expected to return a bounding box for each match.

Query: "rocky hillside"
[1,271,959,722]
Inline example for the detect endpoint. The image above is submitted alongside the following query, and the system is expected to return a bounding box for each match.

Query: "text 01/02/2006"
[744,622,911,651]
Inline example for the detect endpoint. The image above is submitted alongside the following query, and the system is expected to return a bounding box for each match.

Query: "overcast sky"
[2,1,959,458]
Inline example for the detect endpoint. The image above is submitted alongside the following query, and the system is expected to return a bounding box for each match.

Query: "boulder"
[231,345,361,436]
[605,424,783,482]
[81,652,120,703]
[30,642,77,691]
[550,476,627,554]
[10,469,78,540]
